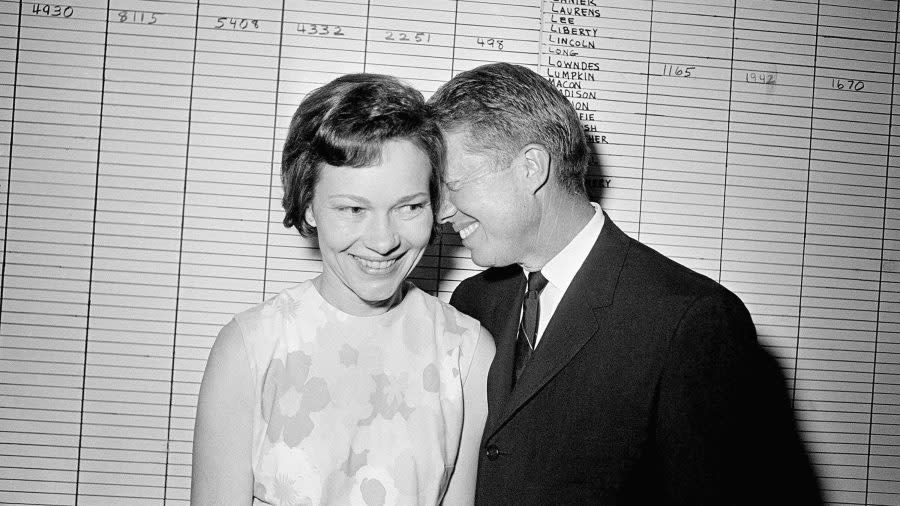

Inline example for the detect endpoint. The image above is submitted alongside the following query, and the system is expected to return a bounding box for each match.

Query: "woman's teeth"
[355,256,397,271]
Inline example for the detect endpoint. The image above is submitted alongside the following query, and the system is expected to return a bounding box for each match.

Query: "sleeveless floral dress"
[230,280,481,505]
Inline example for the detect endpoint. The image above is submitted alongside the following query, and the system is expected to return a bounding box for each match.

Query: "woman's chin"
[354,281,405,308]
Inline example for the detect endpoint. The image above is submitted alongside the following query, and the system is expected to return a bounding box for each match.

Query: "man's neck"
[520,193,597,272]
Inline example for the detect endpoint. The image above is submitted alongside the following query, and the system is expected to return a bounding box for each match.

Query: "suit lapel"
[485,214,632,439]
[482,271,526,434]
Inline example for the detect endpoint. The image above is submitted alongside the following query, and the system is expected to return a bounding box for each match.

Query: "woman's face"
[306,139,433,315]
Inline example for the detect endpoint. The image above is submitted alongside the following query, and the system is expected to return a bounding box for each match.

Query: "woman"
[191,74,494,505]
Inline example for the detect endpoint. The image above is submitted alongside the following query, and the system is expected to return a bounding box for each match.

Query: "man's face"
[439,130,533,268]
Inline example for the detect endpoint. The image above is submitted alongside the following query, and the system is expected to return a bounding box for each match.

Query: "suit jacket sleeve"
[655,291,822,505]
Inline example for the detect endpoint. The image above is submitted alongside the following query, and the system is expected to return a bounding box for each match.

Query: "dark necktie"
[513,271,548,387]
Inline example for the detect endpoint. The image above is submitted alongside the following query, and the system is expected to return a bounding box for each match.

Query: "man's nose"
[437,195,458,224]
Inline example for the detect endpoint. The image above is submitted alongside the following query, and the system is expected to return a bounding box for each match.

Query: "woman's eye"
[338,206,364,215]
[397,202,429,217]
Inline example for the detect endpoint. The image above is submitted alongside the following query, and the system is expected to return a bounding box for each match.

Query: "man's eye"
[444,181,462,192]
[339,206,364,215]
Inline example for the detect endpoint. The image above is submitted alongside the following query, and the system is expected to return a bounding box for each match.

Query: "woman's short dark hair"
[281,73,444,239]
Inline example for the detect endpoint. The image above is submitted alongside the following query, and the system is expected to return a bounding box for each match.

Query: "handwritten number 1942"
[746,72,776,84]
[32,3,73,17]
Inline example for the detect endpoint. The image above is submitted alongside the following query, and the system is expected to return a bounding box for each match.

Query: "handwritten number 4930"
[32,3,73,17]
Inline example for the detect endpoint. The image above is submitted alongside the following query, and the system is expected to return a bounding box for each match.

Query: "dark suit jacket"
[450,215,821,505]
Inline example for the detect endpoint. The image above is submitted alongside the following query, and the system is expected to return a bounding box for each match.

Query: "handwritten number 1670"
[832,78,865,92]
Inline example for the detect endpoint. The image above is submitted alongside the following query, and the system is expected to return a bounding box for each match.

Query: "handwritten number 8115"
[118,10,158,24]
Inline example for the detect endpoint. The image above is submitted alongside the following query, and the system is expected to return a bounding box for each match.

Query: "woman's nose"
[364,216,401,255]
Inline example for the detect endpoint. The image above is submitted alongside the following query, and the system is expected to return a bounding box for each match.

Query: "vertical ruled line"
[75,2,112,502]
[0,0,24,322]
[866,5,900,502]
[793,0,822,404]
[262,0,288,299]
[537,0,544,72]
[436,0,461,295]
[163,0,201,499]
[636,0,654,239]
[717,1,737,285]
[450,0,458,75]
[362,0,371,72]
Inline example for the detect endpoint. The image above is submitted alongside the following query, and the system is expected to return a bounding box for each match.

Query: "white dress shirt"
[525,202,605,348]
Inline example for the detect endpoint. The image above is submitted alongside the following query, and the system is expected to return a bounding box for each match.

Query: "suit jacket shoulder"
[450,263,522,327]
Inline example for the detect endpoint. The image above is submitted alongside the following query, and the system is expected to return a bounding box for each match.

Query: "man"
[428,63,821,505]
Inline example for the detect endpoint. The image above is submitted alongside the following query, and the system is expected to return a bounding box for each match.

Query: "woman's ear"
[304,206,317,228]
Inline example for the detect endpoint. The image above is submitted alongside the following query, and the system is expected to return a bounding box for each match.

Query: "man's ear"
[304,206,317,228]
[521,144,551,195]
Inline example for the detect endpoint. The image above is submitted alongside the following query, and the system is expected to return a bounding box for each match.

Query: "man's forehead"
[444,131,492,176]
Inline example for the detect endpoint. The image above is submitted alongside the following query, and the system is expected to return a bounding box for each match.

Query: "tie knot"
[527,270,548,295]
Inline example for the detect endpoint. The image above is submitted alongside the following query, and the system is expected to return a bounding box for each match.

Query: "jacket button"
[485,444,500,461]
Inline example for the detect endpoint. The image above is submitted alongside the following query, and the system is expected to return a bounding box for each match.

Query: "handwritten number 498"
[476,37,504,50]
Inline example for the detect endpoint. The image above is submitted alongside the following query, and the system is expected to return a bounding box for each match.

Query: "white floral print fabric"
[233,281,481,506]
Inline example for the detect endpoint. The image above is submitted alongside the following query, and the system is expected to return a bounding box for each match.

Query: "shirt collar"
[533,202,604,292]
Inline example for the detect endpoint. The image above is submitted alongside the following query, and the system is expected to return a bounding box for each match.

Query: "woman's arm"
[191,319,255,505]
[443,326,495,505]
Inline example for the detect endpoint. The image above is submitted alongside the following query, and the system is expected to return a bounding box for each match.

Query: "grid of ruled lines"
[0,0,898,505]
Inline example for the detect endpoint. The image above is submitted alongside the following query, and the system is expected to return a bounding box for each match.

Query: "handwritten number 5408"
[215,17,260,30]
